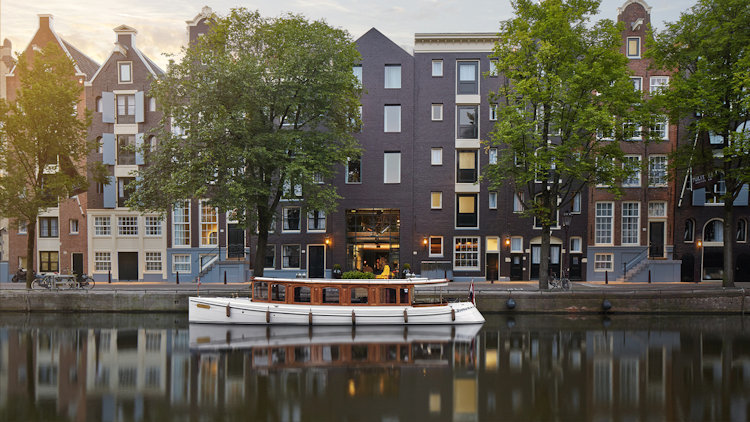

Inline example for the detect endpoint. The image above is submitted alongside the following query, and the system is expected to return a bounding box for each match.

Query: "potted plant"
[332,264,343,279]
[402,263,411,278]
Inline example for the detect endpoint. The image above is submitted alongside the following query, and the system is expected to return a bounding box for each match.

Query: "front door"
[486,253,499,281]
[308,245,325,278]
[649,221,665,258]
[118,252,138,281]
[530,245,562,279]
[72,253,83,277]
[569,254,582,280]
[510,255,523,280]
[227,224,245,258]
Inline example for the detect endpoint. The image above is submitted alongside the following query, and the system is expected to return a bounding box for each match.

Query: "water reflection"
[0,314,748,421]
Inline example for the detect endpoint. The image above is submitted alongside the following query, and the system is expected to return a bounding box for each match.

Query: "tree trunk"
[25,218,36,289]
[539,224,551,289]
[723,202,734,287]
[252,207,271,278]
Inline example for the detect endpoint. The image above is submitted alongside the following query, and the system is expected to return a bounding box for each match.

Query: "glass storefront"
[346,209,400,272]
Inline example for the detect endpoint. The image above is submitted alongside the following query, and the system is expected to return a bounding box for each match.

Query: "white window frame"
[384,152,401,184]
[118,61,133,84]
[572,192,582,214]
[145,216,162,237]
[650,76,669,94]
[486,236,500,253]
[429,236,443,257]
[489,192,498,209]
[510,236,523,253]
[737,219,747,243]
[650,116,669,140]
[145,252,162,272]
[94,252,111,272]
[431,103,443,121]
[431,191,442,209]
[648,201,667,218]
[432,60,443,77]
[513,192,524,213]
[630,77,642,92]
[94,216,111,237]
[594,253,613,272]
[384,105,401,133]
[684,218,695,243]
[172,254,191,274]
[282,206,301,233]
[570,237,582,253]
[69,219,79,235]
[199,200,219,247]
[431,148,443,166]
[621,202,640,245]
[595,202,614,245]
[489,104,497,121]
[173,200,190,247]
[384,64,401,89]
[307,210,326,232]
[648,155,668,187]
[453,237,480,271]
[282,244,301,269]
[626,37,640,59]
[352,65,362,83]
[622,155,642,187]
[117,216,138,237]
[488,148,498,165]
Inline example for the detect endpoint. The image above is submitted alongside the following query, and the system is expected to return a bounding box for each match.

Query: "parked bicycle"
[31,273,95,290]
[549,271,570,291]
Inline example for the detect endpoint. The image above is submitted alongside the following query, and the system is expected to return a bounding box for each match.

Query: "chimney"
[38,14,54,31]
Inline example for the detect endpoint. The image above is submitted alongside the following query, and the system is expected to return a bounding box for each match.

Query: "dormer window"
[118,62,132,84]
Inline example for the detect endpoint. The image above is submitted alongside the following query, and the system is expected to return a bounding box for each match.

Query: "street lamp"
[562,211,573,278]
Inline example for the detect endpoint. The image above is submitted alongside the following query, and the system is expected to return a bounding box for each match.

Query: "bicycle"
[30,274,53,290]
[549,272,570,291]
[77,274,95,290]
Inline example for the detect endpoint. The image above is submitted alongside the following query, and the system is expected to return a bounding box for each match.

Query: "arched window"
[683,219,694,242]
[703,219,724,244]
[738,219,747,243]
[96,97,102,113]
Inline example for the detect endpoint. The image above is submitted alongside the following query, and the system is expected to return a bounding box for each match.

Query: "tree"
[0,44,93,288]
[130,9,361,276]
[649,0,750,287]
[485,0,639,289]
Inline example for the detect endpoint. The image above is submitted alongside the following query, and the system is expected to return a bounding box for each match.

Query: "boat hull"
[189,297,485,325]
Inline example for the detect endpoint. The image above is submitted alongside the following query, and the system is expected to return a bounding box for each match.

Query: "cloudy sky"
[3,0,696,71]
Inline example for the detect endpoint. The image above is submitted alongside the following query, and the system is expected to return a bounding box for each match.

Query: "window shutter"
[102,133,115,165]
[135,91,145,123]
[103,176,116,209]
[734,184,749,206]
[102,92,115,123]
[692,188,705,206]
[135,133,145,165]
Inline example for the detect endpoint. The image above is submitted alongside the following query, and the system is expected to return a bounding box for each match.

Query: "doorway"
[530,244,561,279]
[72,253,83,277]
[569,254,582,280]
[227,224,245,259]
[308,245,325,278]
[486,253,499,281]
[649,221,665,258]
[510,255,523,281]
[118,252,138,281]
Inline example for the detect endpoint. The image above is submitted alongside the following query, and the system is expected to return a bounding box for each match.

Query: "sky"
[2,0,697,71]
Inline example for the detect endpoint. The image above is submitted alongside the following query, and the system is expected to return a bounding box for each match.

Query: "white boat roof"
[254,276,449,287]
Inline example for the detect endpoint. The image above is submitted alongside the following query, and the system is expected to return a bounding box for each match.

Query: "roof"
[61,39,100,79]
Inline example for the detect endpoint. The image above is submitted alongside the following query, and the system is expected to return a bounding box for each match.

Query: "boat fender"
[266,308,270,324]
[226,304,231,317]
[351,310,356,325]
[403,309,408,323]
[451,308,456,321]
[309,311,313,326]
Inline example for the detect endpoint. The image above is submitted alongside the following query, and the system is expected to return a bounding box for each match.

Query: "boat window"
[381,288,397,304]
[294,286,311,303]
[352,345,368,360]
[271,348,285,364]
[322,345,340,362]
[253,281,268,301]
[271,284,286,302]
[322,287,340,304]
[350,287,368,304]
[400,288,409,304]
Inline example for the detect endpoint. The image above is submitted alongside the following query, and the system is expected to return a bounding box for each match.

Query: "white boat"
[189,276,484,325]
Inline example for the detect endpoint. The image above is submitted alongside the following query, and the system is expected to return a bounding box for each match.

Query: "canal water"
[0,313,747,422]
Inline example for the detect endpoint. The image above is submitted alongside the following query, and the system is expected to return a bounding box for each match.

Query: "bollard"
[648,269,652,284]
[108,270,111,284]
[224,271,227,285]
[176,271,179,285]
[605,271,608,284]
[602,299,612,312]
[506,298,516,310]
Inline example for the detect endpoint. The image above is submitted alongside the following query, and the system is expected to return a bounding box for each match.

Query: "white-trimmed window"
[431,192,442,209]
[622,155,641,187]
[622,202,640,245]
[573,192,582,214]
[384,105,401,133]
[307,210,326,232]
[432,60,443,77]
[489,59,499,77]
[118,62,132,83]
[486,237,499,252]
[173,254,190,273]
[94,252,111,272]
[570,237,582,253]
[384,64,401,89]
[431,148,443,166]
[149,97,156,112]
[200,200,218,247]
[489,192,498,209]
[173,201,190,246]
[431,104,443,121]
[594,253,613,271]
[630,77,642,91]
[94,216,110,236]
[352,65,362,83]
[69,219,79,234]
[737,219,747,243]
[145,216,162,236]
[650,116,669,140]
[488,148,498,165]
[118,216,138,236]
[429,236,443,257]
[648,201,667,218]
[595,202,614,245]
[282,207,301,232]
[650,76,669,94]
[510,236,523,253]
[145,252,162,271]
[457,61,479,95]
[626,37,640,58]
[454,237,480,270]
[648,155,668,187]
[282,245,301,269]
[489,104,497,121]
[513,192,524,213]
[384,152,401,184]
[704,219,724,244]
[684,219,695,243]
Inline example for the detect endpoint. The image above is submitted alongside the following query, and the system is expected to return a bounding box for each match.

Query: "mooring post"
[648,269,652,284]
[176,271,179,285]
[224,271,227,285]
[605,271,608,285]
[108,270,111,284]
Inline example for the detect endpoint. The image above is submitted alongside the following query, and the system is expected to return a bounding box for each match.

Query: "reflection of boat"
[189,277,484,325]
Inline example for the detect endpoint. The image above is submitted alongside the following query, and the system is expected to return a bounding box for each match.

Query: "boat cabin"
[251,278,417,306]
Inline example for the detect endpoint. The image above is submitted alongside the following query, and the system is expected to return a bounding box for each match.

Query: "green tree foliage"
[485,0,639,288]
[649,0,750,287]
[0,44,92,288]
[130,9,361,276]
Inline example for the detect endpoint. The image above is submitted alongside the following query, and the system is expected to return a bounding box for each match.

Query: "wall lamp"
[422,237,428,247]
[325,236,331,246]
[697,240,702,248]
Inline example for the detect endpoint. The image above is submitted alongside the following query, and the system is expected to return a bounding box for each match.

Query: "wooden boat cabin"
[251,278,426,306]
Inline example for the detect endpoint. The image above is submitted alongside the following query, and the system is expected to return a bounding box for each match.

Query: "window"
[648,201,667,218]
[489,192,498,209]
[648,156,667,187]
[454,237,480,270]
[322,287,339,304]
[282,207,301,232]
[570,237,582,253]
[457,150,478,183]
[145,252,162,271]
[384,152,401,184]
[145,136,157,160]
[282,245,301,269]
[116,94,135,123]
[595,202,613,245]
[352,65,362,83]
[684,219,694,242]
[456,194,478,228]
[39,217,58,238]
[381,288,397,304]
[294,286,311,303]
[145,216,162,236]
[117,135,136,165]
[622,155,641,187]
[513,192,524,213]
[594,254,613,271]
[350,287,368,304]
[489,59,499,77]
[706,175,727,204]
[173,254,190,273]
[346,159,361,183]
[149,97,156,112]
[307,210,326,232]
[489,104,497,121]
[630,77,642,91]
[488,148,497,165]
[510,236,523,253]
[95,252,111,272]
[623,120,641,140]
[457,106,478,139]
[94,216,111,236]
[69,219,79,234]
[431,148,443,165]
[39,251,59,272]
[573,192,582,213]
[431,192,442,209]
[118,216,138,236]
[96,97,103,113]
[384,105,401,132]
[271,284,286,301]
[650,116,668,140]
[173,200,190,246]
[650,76,669,94]
[429,236,443,257]
[621,202,640,245]
[432,60,443,77]
[704,219,724,243]
[384,65,401,89]
[265,245,276,269]
[200,201,218,246]
[626,37,640,58]
[117,177,135,207]
[457,61,479,94]
[431,103,443,121]
[118,62,132,83]
[738,219,747,242]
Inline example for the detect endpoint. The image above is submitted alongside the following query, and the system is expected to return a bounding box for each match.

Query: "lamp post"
[562,211,573,278]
